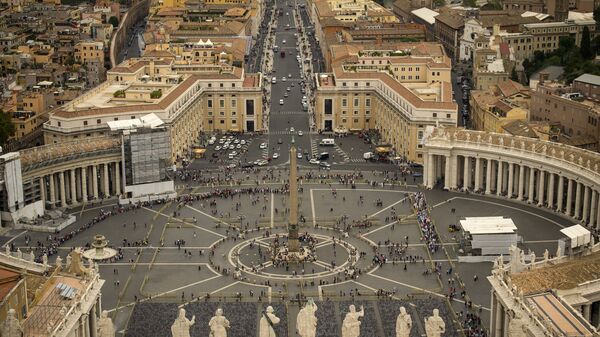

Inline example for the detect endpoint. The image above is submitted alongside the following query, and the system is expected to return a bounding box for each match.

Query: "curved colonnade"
[422,127,600,229]
[19,137,124,208]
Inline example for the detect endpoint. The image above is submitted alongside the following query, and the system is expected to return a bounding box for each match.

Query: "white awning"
[560,224,590,248]
[459,217,517,235]
[107,113,164,131]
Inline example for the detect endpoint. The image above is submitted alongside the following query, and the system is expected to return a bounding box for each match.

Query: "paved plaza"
[0,167,574,336]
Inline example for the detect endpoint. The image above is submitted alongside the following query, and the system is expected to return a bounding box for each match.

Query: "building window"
[220,100,225,108]
[446,114,451,118]
[366,98,370,107]
[433,113,437,117]
[324,99,333,114]
[353,98,359,106]
[246,100,254,115]
[342,99,347,107]
[83,121,88,126]
[220,111,225,116]
[231,100,236,108]
[208,100,213,108]
[96,119,101,124]
[220,120,225,124]
[220,83,224,87]
[353,110,358,115]
[353,118,358,123]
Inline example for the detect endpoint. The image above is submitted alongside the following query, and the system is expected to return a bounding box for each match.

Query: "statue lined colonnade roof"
[426,127,600,177]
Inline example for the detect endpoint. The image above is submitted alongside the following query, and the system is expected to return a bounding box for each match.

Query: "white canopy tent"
[459,216,518,255]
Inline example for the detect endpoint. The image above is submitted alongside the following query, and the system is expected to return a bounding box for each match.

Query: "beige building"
[470,80,530,133]
[74,41,104,64]
[315,42,457,163]
[44,57,263,163]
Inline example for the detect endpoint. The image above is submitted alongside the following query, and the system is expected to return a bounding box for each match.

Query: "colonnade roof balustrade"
[19,137,122,172]
[425,127,600,184]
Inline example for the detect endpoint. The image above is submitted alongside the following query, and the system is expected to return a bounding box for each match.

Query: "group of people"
[413,193,441,254]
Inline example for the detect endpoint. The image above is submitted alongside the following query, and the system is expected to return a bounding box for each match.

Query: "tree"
[0,111,15,145]
[581,26,593,59]
[594,6,600,30]
[432,0,445,8]
[510,67,519,82]
[109,16,119,28]
[463,0,476,7]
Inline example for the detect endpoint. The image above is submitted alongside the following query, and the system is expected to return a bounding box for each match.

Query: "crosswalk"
[333,145,349,162]
[310,139,318,157]
[274,111,307,115]
[267,130,316,135]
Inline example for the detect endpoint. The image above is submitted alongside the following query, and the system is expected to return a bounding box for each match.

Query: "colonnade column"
[92,165,99,199]
[485,159,492,194]
[575,182,582,219]
[444,155,451,190]
[589,190,597,227]
[517,165,525,201]
[496,161,503,196]
[596,199,600,229]
[81,166,88,203]
[537,170,545,206]
[115,162,121,196]
[583,186,590,223]
[474,158,481,191]
[103,163,110,197]
[507,163,514,198]
[557,176,565,212]
[70,169,77,205]
[49,174,56,206]
[528,167,535,203]
[463,156,471,190]
[566,179,573,216]
[547,173,555,209]
[450,155,458,189]
[59,171,66,207]
[39,177,46,207]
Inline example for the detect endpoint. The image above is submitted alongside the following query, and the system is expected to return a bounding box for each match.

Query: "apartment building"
[74,41,104,64]
[44,57,263,163]
[470,80,530,133]
[530,74,600,150]
[315,42,457,163]
[434,12,464,62]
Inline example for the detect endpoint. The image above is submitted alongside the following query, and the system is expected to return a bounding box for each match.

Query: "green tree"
[0,111,15,145]
[463,0,476,7]
[109,16,119,28]
[594,6,600,30]
[510,67,519,82]
[432,0,445,8]
[581,26,593,59]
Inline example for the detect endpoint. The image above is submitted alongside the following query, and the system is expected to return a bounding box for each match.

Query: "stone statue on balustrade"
[16,248,22,259]
[508,312,527,337]
[424,309,445,337]
[171,308,195,337]
[259,306,280,337]
[56,255,63,269]
[0,308,23,337]
[28,251,34,262]
[208,308,230,337]
[5,245,10,255]
[42,254,48,266]
[66,249,91,277]
[396,306,412,337]
[297,299,318,337]
[342,304,364,337]
[98,310,115,337]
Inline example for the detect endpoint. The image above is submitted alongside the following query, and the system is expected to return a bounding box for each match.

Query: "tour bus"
[319,138,335,146]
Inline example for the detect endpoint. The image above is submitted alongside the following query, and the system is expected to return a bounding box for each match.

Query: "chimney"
[538,71,549,84]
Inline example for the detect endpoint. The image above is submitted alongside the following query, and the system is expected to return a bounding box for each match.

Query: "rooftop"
[511,250,600,294]
[411,7,438,25]
[574,73,600,86]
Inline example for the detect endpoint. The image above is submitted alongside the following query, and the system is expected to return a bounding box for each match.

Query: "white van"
[271,77,277,84]
[319,138,335,146]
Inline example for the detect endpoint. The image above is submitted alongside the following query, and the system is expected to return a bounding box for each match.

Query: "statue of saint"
[98,310,115,337]
[508,312,527,337]
[0,308,23,337]
[171,308,195,337]
[342,305,364,337]
[42,254,48,266]
[396,306,412,337]
[56,255,63,269]
[208,308,230,337]
[297,299,318,337]
[16,248,22,259]
[259,306,280,337]
[5,245,10,255]
[425,309,445,337]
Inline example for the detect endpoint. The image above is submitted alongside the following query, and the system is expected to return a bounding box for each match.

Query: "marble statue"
[530,251,536,264]
[56,255,63,269]
[67,249,91,277]
[42,254,48,265]
[171,308,195,337]
[424,309,445,337]
[98,310,115,337]
[508,312,527,337]
[543,249,549,263]
[259,306,280,337]
[556,245,563,258]
[16,248,22,259]
[297,299,318,337]
[66,253,72,269]
[5,245,10,255]
[28,251,34,262]
[0,308,23,337]
[342,305,364,337]
[395,306,412,337]
[208,308,230,337]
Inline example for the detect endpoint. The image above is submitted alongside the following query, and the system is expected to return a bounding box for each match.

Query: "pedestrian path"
[334,145,349,162]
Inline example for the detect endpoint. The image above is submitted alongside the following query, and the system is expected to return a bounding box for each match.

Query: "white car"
[283,39,286,44]
[286,87,291,92]
[273,153,279,159]
[208,139,215,145]
[279,99,284,105]
[236,144,242,149]
[260,142,267,149]
[297,152,302,159]
[228,145,235,150]
[240,140,247,145]
[215,146,221,151]
[234,139,240,144]
[288,73,292,78]
[282,77,286,82]
[290,127,295,132]
[309,158,320,165]
[228,153,235,159]
[257,160,268,166]
[298,131,303,136]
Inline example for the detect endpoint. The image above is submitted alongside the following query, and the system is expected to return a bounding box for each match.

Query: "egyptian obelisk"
[288,137,300,252]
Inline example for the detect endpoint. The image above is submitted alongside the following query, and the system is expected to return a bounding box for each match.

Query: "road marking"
[270,192,275,228]
[310,189,316,227]
[3,231,27,246]
[210,281,241,295]
[145,206,227,238]
[368,197,408,218]
[99,262,213,266]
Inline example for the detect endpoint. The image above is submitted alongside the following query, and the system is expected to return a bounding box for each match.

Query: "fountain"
[82,234,118,260]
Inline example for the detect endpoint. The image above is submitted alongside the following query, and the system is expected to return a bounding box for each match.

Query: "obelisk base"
[288,238,300,252]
